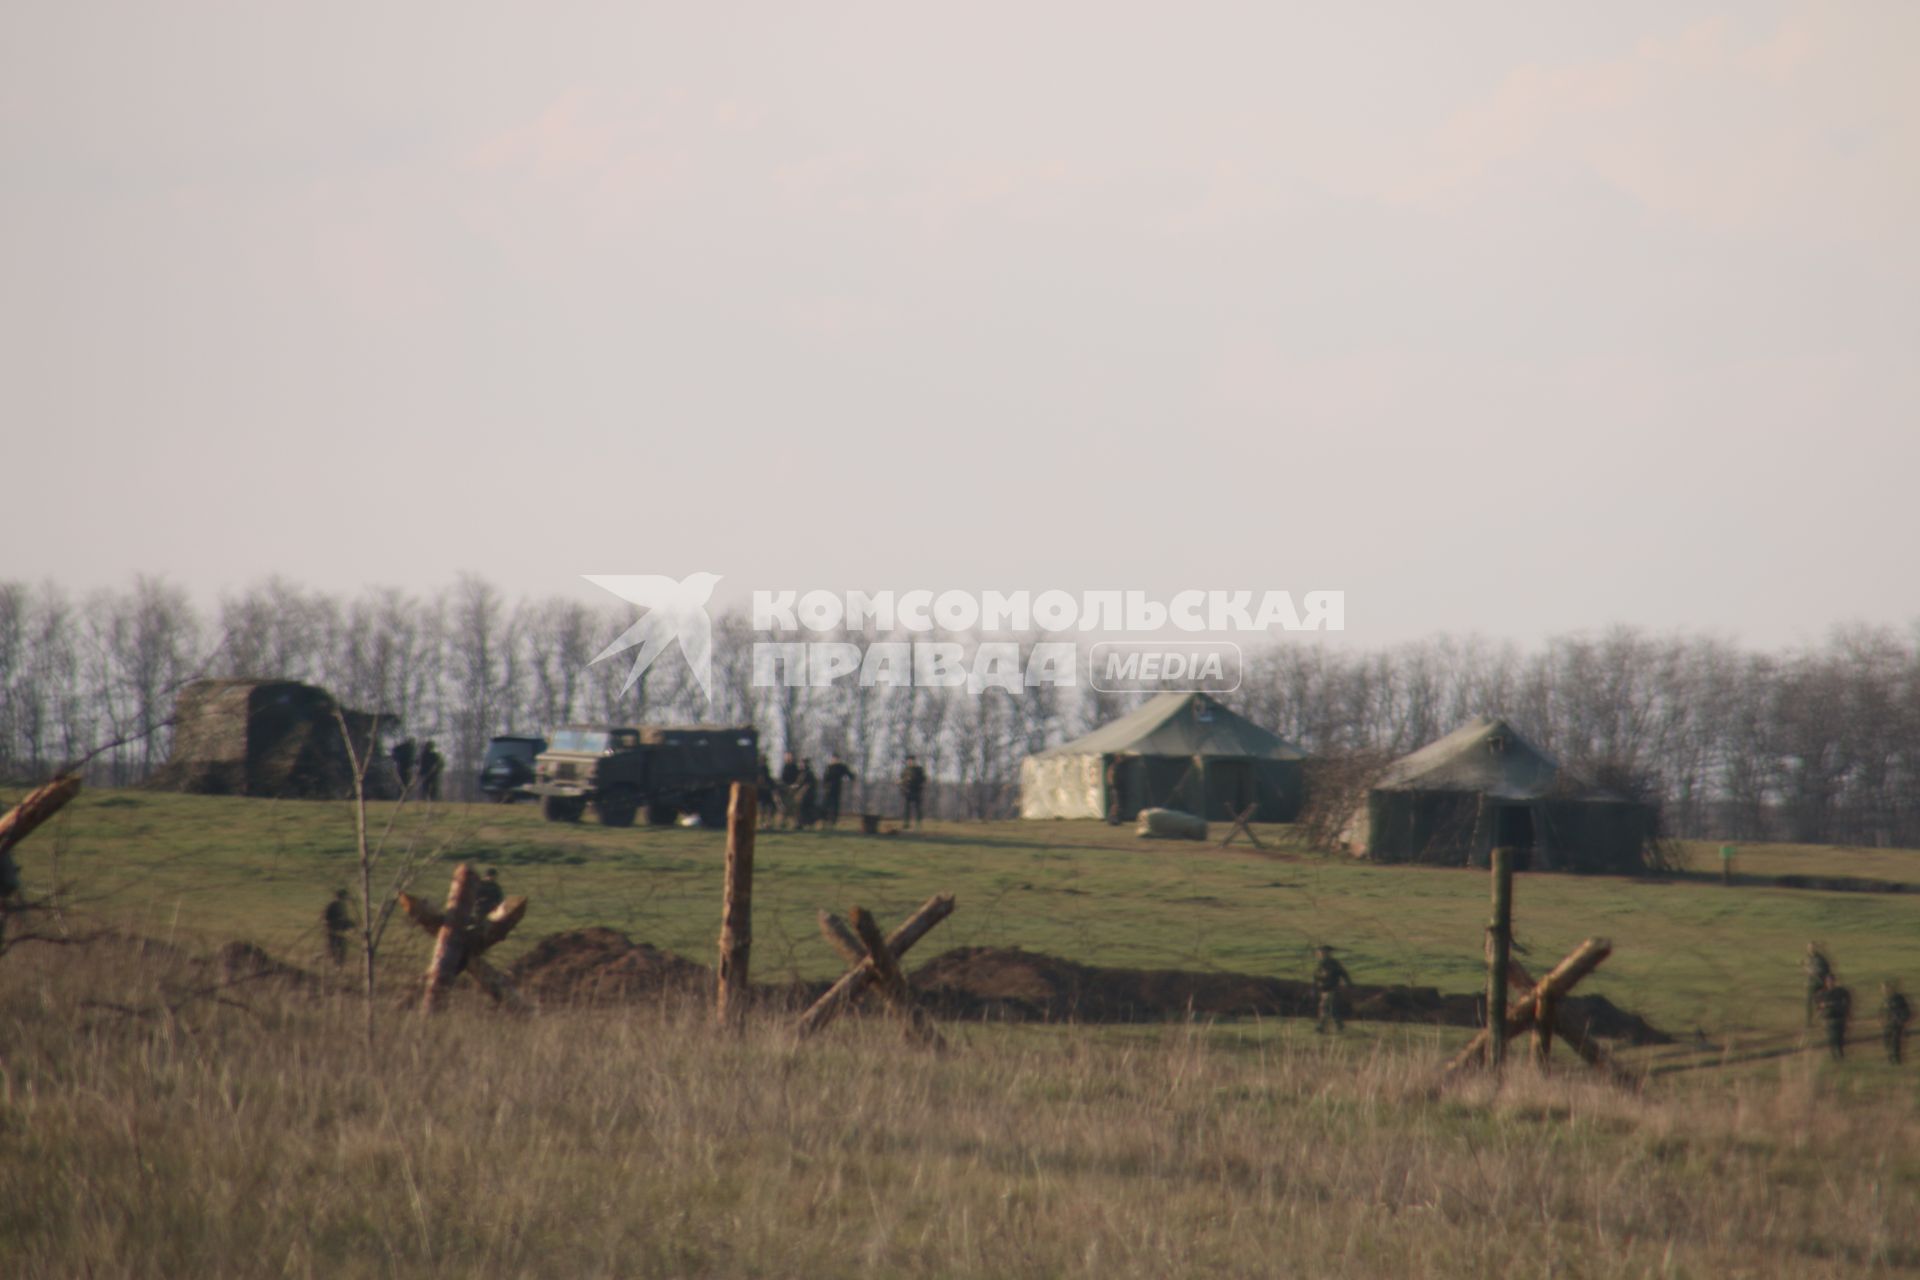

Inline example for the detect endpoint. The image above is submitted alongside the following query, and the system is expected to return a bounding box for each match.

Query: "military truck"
[527,723,758,827]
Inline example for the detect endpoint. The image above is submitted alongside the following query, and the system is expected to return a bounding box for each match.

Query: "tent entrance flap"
[1493,803,1536,870]
[1204,758,1254,820]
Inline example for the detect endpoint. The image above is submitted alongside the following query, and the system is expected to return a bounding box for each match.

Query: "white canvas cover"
[1019,752,1106,819]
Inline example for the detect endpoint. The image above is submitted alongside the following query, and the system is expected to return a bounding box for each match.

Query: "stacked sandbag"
[1135,807,1207,841]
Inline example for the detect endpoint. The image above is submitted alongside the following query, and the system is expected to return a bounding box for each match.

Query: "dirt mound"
[213,940,324,990]
[1349,984,1482,1025]
[908,947,1311,1022]
[499,930,1672,1044]
[907,946,1671,1044]
[507,927,711,1005]
[1557,992,1668,1045]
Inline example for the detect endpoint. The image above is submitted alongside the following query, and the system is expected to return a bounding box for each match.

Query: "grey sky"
[3,2,1915,647]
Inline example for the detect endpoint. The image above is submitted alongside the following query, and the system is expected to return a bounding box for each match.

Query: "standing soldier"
[1803,942,1832,1027]
[474,868,505,918]
[899,754,928,830]
[323,888,353,967]
[821,754,856,829]
[1105,755,1128,826]
[777,751,801,830]
[755,755,777,830]
[1312,944,1352,1034]
[392,738,417,791]
[1882,980,1911,1065]
[418,740,444,801]
[796,758,820,830]
[1816,972,1852,1061]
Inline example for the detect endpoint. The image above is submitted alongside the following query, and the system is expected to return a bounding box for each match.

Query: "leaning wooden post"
[1445,937,1614,1076]
[421,863,478,1014]
[716,780,757,1026]
[818,910,866,968]
[850,905,946,1050]
[796,893,956,1040]
[0,773,83,860]
[1505,956,1628,1082]
[1487,845,1514,1070]
[1534,991,1558,1064]
[398,890,530,1011]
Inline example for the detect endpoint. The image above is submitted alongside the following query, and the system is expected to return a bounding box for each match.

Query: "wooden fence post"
[716,781,756,1025]
[1487,845,1514,1070]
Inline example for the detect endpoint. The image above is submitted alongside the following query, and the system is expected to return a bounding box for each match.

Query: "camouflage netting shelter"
[1020,692,1306,822]
[147,679,397,800]
[1349,717,1654,874]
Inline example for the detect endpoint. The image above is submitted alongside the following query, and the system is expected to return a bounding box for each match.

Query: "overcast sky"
[2,2,1914,648]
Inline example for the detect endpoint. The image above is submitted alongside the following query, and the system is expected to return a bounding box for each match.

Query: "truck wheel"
[543,796,584,823]
[599,792,638,828]
[646,802,679,827]
[697,789,729,828]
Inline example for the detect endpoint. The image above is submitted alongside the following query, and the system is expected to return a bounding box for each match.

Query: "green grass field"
[18,788,1920,1043]
[7,788,1920,1277]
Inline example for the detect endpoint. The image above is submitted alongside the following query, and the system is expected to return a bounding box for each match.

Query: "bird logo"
[584,573,723,701]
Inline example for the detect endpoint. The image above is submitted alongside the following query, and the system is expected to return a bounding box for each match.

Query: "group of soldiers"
[1311,941,1914,1058]
[1309,939,1915,1057]
[320,868,505,966]
[389,738,445,801]
[754,751,930,831]
[756,751,858,830]
[1804,942,1910,1063]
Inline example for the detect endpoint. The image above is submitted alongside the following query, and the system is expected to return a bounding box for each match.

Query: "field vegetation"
[3,789,1918,1276]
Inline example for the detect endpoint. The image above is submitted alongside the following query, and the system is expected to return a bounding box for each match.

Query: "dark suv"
[478,735,546,803]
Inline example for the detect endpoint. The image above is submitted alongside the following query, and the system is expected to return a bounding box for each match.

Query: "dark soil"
[505,926,714,1005]
[907,946,1668,1044]
[504,929,1670,1044]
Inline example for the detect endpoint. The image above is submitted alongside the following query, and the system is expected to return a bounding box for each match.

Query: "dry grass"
[4,939,1918,1278]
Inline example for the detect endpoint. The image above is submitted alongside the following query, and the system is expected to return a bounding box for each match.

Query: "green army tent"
[1020,692,1306,822]
[1349,717,1653,874]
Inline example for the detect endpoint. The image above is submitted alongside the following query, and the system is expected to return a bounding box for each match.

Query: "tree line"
[2,575,1917,847]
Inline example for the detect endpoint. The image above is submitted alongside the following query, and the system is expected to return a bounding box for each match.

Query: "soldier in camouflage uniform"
[1882,980,1911,1066]
[323,889,353,967]
[1815,972,1852,1061]
[821,755,856,829]
[1803,942,1832,1027]
[777,752,801,830]
[474,868,504,918]
[1312,944,1352,1034]
[899,755,928,830]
